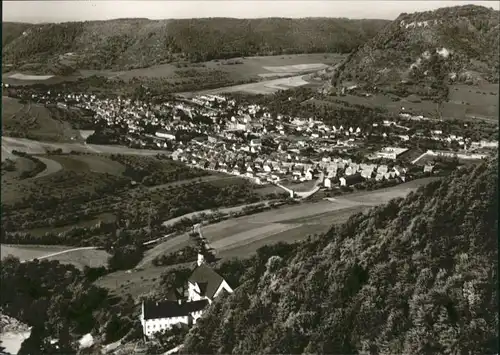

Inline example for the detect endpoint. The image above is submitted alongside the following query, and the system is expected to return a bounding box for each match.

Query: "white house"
[250,139,262,148]
[187,254,233,304]
[344,166,355,176]
[155,130,176,140]
[140,299,208,338]
[360,169,373,179]
[424,164,434,173]
[324,177,332,189]
[377,165,389,174]
[141,253,233,338]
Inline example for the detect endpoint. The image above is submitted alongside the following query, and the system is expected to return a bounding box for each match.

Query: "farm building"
[140,253,233,338]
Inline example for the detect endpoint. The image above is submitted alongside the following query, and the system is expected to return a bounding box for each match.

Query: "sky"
[3,1,499,23]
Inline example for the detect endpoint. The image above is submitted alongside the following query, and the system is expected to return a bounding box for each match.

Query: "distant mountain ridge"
[335,5,499,92]
[1,18,389,72]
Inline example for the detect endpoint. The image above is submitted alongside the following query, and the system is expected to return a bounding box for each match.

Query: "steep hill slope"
[182,156,498,354]
[2,23,32,47]
[2,18,389,72]
[335,5,499,94]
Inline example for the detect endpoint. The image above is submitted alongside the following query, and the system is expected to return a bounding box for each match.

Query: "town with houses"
[1,85,496,347]
[8,84,496,198]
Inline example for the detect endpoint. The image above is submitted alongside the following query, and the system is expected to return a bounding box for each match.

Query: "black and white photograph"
[1,0,498,354]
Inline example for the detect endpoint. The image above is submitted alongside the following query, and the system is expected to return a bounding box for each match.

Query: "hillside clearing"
[95,263,194,299]
[312,83,498,123]
[0,244,110,269]
[2,96,81,142]
[1,136,169,157]
[43,249,110,269]
[47,155,126,176]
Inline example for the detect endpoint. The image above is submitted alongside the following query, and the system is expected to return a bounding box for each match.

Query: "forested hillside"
[2,18,389,71]
[335,5,499,93]
[1,258,138,354]
[182,156,498,354]
[2,23,32,47]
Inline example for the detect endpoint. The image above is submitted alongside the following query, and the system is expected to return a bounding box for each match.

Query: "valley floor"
[2,176,439,284]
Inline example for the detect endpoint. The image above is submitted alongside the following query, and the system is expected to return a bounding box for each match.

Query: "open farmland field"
[253,184,286,196]
[194,74,317,95]
[95,262,194,299]
[1,136,170,160]
[279,205,370,225]
[2,72,80,86]
[210,223,301,250]
[42,248,110,269]
[446,84,499,123]
[217,224,327,258]
[1,244,71,261]
[2,97,82,142]
[7,73,54,81]
[310,95,441,118]
[412,153,484,167]
[4,54,344,94]
[95,176,437,297]
[2,153,127,205]
[137,237,191,269]
[46,154,126,176]
[92,53,342,82]
[2,156,47,204]
[280,179,317,192]
[145,177,437,262]
[314,83,498,122]
[448,84,499,106]
[1,244,110,269]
